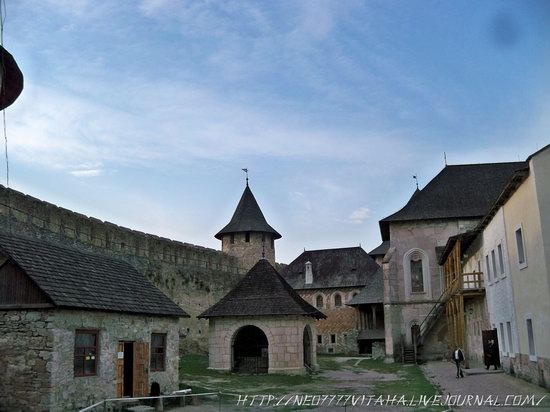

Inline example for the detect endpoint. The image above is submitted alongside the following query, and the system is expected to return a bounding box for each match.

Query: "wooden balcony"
[446,271,485,297]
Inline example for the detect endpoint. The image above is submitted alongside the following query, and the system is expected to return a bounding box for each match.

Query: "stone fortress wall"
[0,185,246,353]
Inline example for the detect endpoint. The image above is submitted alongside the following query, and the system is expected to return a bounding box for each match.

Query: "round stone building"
[215,183,281,270]
[199,259,326,374]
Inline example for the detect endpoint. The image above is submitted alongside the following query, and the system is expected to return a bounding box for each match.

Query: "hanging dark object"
[0,45,24,110]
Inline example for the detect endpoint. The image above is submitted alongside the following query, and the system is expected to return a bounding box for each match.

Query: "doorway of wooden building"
[116,341,149,397]
[232,325,269,373]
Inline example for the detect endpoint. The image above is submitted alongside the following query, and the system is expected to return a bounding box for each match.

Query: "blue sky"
[4,0,550,263]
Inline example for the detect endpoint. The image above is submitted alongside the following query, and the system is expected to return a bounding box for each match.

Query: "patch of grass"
[180,354,444,411]
[180,354,321,395]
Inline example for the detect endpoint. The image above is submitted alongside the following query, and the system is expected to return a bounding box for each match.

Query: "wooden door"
[116,342,124,398]
[133,342,149,397]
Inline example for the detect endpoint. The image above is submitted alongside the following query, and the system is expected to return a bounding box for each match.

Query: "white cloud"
[70,169,103,177]
[348,207,371,224]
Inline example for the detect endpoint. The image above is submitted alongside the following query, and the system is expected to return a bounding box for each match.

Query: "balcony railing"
[445,271,484,296]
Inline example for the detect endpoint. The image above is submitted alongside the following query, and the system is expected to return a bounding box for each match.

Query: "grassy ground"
[179,354,444,411]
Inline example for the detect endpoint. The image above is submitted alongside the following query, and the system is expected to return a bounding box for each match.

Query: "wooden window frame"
[150,333,167,372]
[74,329,99,377]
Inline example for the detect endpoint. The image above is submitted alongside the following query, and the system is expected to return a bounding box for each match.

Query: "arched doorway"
[411,324,420,346]
[303,325,312,369]
[232,326,269,373]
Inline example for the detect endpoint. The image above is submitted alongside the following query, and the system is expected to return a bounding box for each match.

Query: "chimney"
[305,261,313,284]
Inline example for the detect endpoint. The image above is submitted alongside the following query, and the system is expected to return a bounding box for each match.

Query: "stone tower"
[215,183,281,270]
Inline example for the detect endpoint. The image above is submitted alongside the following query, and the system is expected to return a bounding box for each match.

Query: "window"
[317,335,322,344]
[410,256,424,293]
[506,322,513,355]
[497,244,505,276]
[477,260,481,273]
[315,295,324,309]
[230,233,234,244]
[270,238,274,249]
[526,318,536,360]
[500,323,506,354]
[485,255,492,282]
[491,250,497,281]
[151,333,166,371]
[74,330,98,377]
[404,249,429,296]
[245,232,250,243]
[262,233,265,242]
[330,334,336,344]
[334,293,342,307]
[515,227,527,268]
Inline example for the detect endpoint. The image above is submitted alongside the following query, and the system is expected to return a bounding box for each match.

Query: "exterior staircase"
[402,345,416,364]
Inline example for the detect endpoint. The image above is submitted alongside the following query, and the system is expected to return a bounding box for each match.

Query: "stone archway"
[303,325,313,369]
[232,325,269,373]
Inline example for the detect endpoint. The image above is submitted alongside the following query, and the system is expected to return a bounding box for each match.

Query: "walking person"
[453,346,465,378]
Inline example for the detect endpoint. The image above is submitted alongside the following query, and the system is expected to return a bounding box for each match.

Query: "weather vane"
[242,168,248,186]
[413,175,419,189]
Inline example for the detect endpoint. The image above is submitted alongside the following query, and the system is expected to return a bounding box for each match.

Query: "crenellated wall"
[0,185,246,352]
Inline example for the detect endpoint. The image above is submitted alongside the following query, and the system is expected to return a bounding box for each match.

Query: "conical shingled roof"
[198,259,325,319]
[215,185,281,240]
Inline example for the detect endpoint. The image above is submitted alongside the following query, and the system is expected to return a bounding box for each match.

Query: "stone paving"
[422,361,550,411]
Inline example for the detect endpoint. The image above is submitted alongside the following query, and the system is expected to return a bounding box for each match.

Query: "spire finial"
[242,168,249,186]
[413,174,419,189]
[444,152,448,166]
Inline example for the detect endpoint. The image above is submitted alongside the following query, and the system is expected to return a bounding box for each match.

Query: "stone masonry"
[384,219,479,360]
[221,231,276,270]
[298,288,362,354]
[0,309,180,412]
[0,310,52,412]
[207,316,318,375]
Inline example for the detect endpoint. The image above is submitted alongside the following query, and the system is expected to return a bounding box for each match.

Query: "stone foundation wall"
[0,185,245,352]
[0,310,53,412]
[505,354,550,390]
[298,288,361,354]
[49,309,180,412]
[207,316,317,375]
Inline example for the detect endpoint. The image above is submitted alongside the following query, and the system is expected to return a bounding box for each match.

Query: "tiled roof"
[215,185,281,240]
[0,233,188,317]
[379,162,527,240]
[280,247,380,290]
[198,259,325,319]
[347,270,383,305]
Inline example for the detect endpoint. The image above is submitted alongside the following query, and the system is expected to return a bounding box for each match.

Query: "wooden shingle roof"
[0,233,188,317]
[280,247,380,290]
[198,259,325,319]
[379,162,527,240]
[347,270,383,305]
[215,185,281,240]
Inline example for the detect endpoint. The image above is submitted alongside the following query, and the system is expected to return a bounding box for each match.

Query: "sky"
[3,0,550,263]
